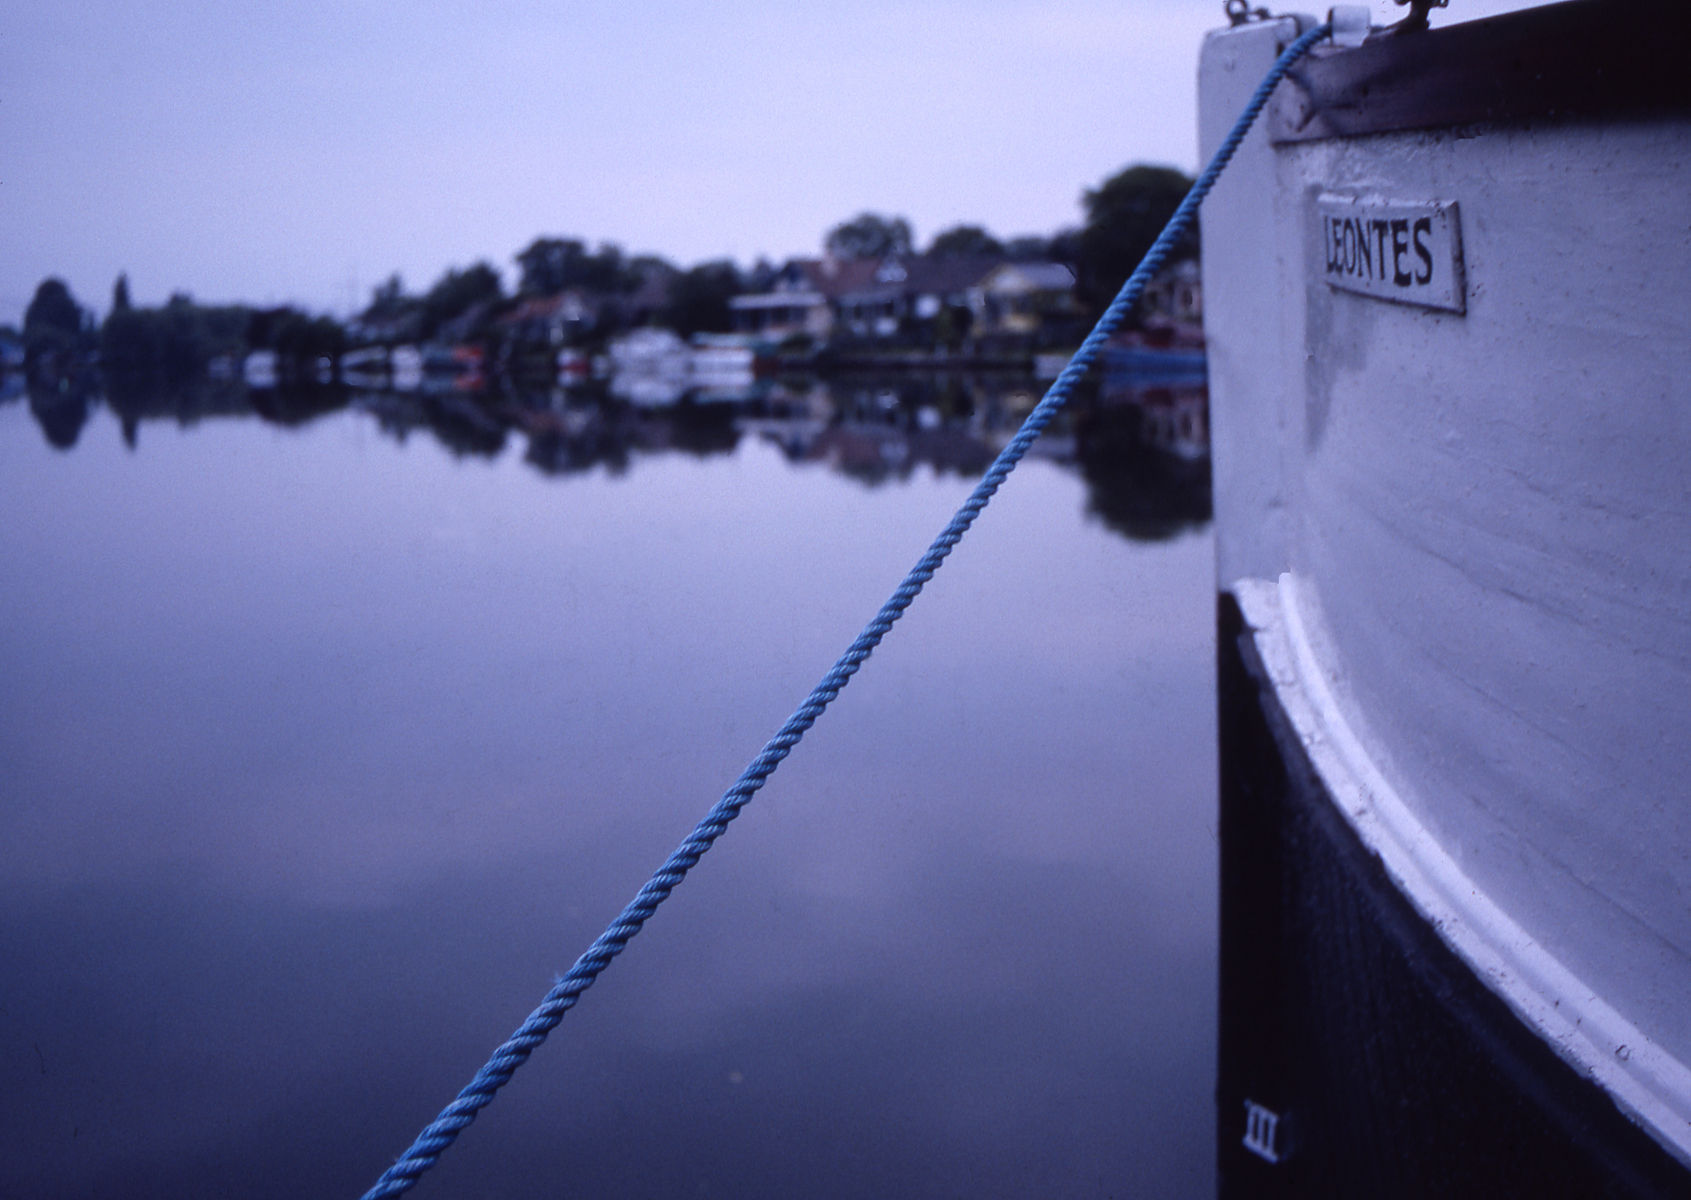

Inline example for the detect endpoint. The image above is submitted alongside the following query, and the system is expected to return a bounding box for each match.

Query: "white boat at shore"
[606,328,758,407]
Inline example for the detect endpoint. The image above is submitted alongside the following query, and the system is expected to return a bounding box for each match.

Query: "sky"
[3,0,1535,326]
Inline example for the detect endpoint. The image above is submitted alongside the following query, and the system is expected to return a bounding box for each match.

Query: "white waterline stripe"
[1231,573,1691,1167]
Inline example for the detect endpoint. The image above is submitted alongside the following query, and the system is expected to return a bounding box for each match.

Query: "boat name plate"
[1315,194,1464,313]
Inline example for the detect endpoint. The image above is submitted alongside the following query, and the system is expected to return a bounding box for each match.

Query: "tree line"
[10,162,1195,386]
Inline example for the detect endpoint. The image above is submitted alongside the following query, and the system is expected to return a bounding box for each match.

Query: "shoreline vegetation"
[5,164,1201,399]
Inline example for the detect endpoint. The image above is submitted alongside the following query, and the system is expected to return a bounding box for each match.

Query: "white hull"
[1201,7,1691,1168]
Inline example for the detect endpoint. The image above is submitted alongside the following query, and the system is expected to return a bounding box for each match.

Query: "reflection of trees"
[352,390,432,447]
[1072,393,1212,543]
[101,293,248,386]
[14,368,1210,546]
[103,374,253,449]
[27,376,93,450]
[418,394,507,459]
[644,400,741,458]
[794,423,997,486]
[354,389,506,459]
[516,403,633,477]
[505,385,744,476]
[246,386,351,429]
[102,373,348,444]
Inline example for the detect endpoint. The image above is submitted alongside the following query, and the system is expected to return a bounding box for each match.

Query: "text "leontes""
[1315,195,1465,314]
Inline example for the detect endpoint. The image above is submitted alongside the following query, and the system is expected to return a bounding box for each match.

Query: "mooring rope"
[361,21,1331,1198]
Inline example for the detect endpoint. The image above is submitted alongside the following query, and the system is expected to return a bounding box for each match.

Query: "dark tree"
[514,238,631,295]
[1003,233,1069,262]
[744,256,778,293]
[368,274,408,315]
[101,298,155,374]
[1074,401,1212,542]
[824,213,914,261]
[421,262,503,335]
[927,224,1004,258]
[356,275,422,343]
[1075,164,1194,312]
[28,380,91,449]
[516,238,577,295]
[627,254,677,282]
[663,260,742,338]
[610,255,681,330]
[576,243,629,293]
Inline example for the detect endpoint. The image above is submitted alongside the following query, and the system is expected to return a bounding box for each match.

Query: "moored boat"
[1200,2,1691,1194]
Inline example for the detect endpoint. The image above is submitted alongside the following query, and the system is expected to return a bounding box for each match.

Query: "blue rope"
[362,22,1330,1198]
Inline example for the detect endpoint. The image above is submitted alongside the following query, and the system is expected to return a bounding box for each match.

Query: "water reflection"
[26,374,99,450]
[10,368,1210,541]
[0,385,1218,1197]
[1078,381,1212,543]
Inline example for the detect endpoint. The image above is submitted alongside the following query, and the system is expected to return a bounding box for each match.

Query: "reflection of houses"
[689,334,756,399]
[390,345,424,392]
[422,343,485,391]
[243,350,279,389]
[792,421,1000,484]
[341,346,388,385]
[968,262,1081,340]
[1100,380,1209,461]
[1137,387,1208,461]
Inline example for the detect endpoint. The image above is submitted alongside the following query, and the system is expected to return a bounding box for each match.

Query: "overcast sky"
[4,0,1533,326]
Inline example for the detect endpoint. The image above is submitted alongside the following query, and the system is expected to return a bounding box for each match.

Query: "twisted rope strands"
[362,23,1328,1197]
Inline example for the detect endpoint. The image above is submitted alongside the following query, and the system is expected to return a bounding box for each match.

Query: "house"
[835,254,1001,342]
[832,257,910,339]
[1141,258,1203,325]
[496,291,599,347]
[968,262,1081,340]
[902,254,1002,325]
[732,253,1080,349]
[734,254,1010,346]
[729,287,832,341]
[435,299,499,345]
[730,258,877,342]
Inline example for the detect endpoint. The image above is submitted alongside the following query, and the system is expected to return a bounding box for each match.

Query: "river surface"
[0,374,1218,1198]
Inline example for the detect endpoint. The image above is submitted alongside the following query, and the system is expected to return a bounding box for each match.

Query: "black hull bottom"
[1215,593,1687,1198]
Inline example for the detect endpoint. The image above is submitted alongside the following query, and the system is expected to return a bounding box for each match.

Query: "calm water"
[1,376,1218,1198]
